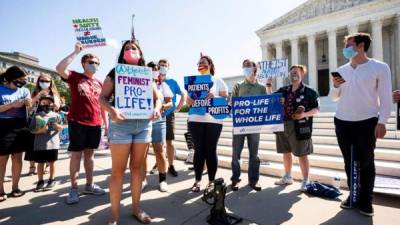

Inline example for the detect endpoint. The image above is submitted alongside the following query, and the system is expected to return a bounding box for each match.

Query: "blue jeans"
[231,133,260,184]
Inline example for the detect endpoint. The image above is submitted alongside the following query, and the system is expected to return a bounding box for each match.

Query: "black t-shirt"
[275,83,319,121]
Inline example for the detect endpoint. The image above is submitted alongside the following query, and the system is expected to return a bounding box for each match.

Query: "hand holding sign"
[74,42,83,54]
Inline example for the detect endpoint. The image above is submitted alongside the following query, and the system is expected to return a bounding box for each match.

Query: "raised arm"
[55,42,83,80]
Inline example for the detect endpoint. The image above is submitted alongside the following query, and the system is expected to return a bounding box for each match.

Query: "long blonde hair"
[32,73,60,99]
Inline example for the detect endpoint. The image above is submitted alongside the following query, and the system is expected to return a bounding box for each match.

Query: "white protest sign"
[257,58,288,83]
[72,18,106,48]
[114,64,153,119]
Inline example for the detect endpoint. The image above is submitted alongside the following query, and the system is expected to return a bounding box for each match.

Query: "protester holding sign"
[25,73,61,176]
[147,61,173,192]
[56,42,108,205]
[267,65,319,192]
[0,66,32,202]
[159,59,185,177]
[99,40,161,224]
[230,59,267,191]
[329,33,392,217]
[186,55,228,193]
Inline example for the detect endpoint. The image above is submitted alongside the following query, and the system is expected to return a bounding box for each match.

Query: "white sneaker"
[159,181,168,192]
[274,176,294,185]
[83,184,106,196]
[300,179,311,192]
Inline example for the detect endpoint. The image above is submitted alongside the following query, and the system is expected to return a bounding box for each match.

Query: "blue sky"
[0,0,307,86]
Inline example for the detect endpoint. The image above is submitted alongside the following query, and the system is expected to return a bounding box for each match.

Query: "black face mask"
[12,80,27,88]
[38,105,54,113]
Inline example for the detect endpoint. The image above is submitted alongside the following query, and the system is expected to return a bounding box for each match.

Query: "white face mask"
[39,82,50,89]
[86,63,98,74]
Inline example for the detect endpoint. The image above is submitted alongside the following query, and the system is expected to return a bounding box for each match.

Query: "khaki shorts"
[275,120,313,157]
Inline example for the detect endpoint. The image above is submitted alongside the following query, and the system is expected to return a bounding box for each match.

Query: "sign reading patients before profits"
[72,18,106,48]
[115,64,153,119]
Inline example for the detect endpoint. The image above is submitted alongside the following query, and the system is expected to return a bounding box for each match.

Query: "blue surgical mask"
[159,66,168,75]
[342,46,358,60]
[243,67,253,78]
[86,63,98,74]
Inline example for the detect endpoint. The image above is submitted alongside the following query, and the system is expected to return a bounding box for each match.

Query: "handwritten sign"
[232,94,283,134]
[72,18,106,48]
[257,59,288,83]
[115,64,153,119]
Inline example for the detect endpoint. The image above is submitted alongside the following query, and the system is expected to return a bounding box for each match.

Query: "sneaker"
[159,181,168,192]
[359,204,374,217]
[45,179,56,190]
[300,179,310,192]
[34,180,45,192]
[340,196,355,209]
[83,184,105,196]
[168,165,178,177]
[66,188,80,204]
[149,164,157,174]
[274,175,294,185]
[249,183,262,191]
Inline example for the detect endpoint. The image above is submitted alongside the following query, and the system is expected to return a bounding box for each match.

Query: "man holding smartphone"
[329,33,392,217]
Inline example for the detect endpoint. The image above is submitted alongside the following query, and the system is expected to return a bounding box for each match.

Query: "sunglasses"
[88,61,100,65]
[39,80,50,83]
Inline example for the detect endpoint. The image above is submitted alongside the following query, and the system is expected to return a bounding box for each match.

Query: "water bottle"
[332,174,341,189]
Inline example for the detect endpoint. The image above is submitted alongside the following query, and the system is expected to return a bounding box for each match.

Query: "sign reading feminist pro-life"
[257,58,288,84]
[232,94,283,134]
[72,18,106,48]
[115,64,153,119]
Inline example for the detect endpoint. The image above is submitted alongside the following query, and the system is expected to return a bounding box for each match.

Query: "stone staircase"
[171,112,400,193]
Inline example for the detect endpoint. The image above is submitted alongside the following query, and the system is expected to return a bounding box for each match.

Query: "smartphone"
[331,72,345,82]
[331,72,342,79]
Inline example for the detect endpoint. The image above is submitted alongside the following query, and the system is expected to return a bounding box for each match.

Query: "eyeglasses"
[88,61,100,65]
[39,80,50,83]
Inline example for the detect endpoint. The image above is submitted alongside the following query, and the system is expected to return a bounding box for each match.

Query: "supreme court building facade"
[255,0,400,96]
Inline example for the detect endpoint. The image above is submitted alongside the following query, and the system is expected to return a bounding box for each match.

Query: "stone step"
[172,141,400,177]
[174,128,400,149]
[174,149,399,191]
[174,122,400,139]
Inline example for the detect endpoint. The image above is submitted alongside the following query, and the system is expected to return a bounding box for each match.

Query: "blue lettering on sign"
[189,97,230,119]
[232,94,283,127]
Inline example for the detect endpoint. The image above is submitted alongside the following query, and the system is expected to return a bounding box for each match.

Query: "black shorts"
[68,121,101,152]
[33,149,58,163]
[166,113,175,141]
[0,118,31,156]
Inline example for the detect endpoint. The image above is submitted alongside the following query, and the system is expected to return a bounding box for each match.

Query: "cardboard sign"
[72,18,106,48]
[114,64,153,119]
[257,59,289,83]
[232,94,283,134]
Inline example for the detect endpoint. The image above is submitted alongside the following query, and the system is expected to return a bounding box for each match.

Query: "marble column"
[307,34,317,89]
[275,41,283,88]
[347,23,359,35]
[371,18,384,61]
[328,28,338,88]
[290,37,299,66]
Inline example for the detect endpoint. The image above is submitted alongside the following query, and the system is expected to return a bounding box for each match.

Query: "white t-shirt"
[157,82,173,103]
[188,76,228,124]
[329,59,392,124]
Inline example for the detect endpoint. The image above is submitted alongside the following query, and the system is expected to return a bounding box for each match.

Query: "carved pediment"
[262,0,377,31]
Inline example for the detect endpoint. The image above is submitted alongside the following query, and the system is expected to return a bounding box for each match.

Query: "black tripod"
[202,178,243,225]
